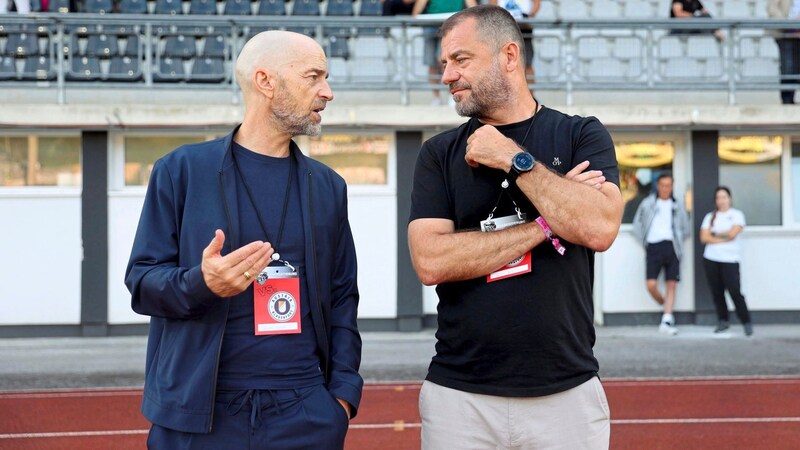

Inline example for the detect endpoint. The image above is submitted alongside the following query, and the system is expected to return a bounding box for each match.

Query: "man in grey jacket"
[632,173,691,335]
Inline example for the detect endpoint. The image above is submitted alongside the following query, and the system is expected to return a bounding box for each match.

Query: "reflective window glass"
[307,134,390,185]
[0,135,81,187]
[614,141,675,223]
[125,136,207,186]
[718,136,782,226]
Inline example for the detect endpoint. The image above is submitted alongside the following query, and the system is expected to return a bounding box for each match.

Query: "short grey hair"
[440,5,526,63]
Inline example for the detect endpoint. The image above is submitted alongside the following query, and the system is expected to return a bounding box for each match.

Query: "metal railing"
[1,14,798,105]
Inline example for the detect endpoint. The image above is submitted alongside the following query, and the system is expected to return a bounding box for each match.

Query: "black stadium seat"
[163,35,197,58]
[21,55,54,81]
[121,35,141,56]
[359,0,381,16]
[288,0,320,37]
[155,0,183,15]
[189,0,217,15]
[6,33,40,57]
[201,34,226,58]
[118,0,148,14]
[0,56,17,80]
[190,57,225,82]
[47,0,71,13]
[257,0,285,15]
[86,34,119,58]
[82,0,113,14]
[324,0,354,37]
[67,56,102,81]
[224,0,251,15]
[108,56,143,81]
[153,57,186,82]
[326,35,350,59]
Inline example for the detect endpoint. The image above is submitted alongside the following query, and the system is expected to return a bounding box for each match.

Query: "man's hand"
[465,125,520,170]
[566,160,605,189]
[337,398,351,420]
[201,229,274,298]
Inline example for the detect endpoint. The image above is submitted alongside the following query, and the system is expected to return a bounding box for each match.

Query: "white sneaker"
[659,322,678,336]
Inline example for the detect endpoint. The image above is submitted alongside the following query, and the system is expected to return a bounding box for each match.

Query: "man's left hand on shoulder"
[465,125,520,171]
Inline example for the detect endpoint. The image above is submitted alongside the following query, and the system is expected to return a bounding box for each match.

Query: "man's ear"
[502,41,521,72]
[253,69,276,99]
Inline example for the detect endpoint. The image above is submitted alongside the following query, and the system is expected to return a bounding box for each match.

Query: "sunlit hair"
[441,5,527,65]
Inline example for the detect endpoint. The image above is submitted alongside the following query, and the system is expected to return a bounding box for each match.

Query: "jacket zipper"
[308,172,331,384]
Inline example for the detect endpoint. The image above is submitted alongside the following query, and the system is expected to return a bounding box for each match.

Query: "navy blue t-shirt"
[216,142,323,390]
[409,106,620,397]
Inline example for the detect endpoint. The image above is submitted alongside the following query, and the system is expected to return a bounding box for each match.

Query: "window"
[614,141,675,223]
[0,135,81,187]
[718,136,782,226]
[124,136,208,186]
[307,133,390,185]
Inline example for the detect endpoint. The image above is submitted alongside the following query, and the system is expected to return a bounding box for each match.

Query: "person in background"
[0,0,31,13]
[413,0,477,106]
[768,0,800,104]
[632,172,691,336]
[699,186,753,336]
[125,31,362,449]
[489,0,540,93]
[670,0,725,41]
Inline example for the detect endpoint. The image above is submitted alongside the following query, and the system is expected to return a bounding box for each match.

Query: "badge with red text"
[254,266,301,335]
[487,251,532,283]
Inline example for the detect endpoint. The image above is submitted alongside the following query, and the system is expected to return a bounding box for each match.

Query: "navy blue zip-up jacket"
[125,126,362,434]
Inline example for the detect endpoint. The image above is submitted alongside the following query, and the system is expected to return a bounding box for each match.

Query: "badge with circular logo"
[254,267,301,335]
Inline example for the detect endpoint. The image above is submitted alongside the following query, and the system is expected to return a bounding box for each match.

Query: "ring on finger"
[243,271,252,280]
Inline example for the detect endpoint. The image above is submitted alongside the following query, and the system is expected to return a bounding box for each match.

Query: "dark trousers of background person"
[703,258,751,325]
[776,37,800,104]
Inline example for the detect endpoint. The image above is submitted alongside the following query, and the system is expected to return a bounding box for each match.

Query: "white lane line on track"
[605,379,800,387]
[0,391,143,399]
[4,417,800,439]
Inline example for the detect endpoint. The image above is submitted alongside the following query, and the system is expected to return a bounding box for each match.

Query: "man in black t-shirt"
[408,6,623,449]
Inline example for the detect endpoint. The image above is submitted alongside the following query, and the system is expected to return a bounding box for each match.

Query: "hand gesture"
[201,229,274,298]
[566,160,605,189]
[465,125,519,170]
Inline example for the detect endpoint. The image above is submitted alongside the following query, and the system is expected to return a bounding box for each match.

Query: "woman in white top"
[700,186,753,336]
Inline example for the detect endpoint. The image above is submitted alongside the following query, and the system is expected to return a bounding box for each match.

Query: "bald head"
[235,31,325,96]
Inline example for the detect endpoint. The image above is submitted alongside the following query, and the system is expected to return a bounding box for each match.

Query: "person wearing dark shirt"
[125,31,362,449]
[408,6,622,449]
[670,0,725,40]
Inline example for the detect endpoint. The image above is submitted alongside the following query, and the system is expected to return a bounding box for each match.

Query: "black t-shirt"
[671,0,704,18]
[409,106,619,397]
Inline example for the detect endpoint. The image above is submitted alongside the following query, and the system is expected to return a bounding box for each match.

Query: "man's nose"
[321,79,334,101]
[441,63,459,85]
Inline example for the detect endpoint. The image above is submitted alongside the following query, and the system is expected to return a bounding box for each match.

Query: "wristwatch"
[508,151,535,180]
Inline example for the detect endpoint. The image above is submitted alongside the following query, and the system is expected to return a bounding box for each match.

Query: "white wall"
[738,229,800,310]
[0,192,82,325]
[107,192,147,324]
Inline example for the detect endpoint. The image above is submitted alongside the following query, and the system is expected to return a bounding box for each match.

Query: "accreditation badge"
[253,265,301,335]
[481,212,532,283]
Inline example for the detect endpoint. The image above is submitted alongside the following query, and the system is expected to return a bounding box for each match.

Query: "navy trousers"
[147,384,349,450]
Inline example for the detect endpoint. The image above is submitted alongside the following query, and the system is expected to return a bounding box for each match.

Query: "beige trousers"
[419,377,611,450]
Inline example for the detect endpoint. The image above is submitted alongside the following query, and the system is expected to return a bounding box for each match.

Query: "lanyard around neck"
[231,146,294,259]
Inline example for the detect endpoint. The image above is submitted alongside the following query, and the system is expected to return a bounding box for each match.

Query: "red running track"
[1,378,799,449]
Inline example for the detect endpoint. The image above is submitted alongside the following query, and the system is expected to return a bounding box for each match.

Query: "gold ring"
[243,271,252,280]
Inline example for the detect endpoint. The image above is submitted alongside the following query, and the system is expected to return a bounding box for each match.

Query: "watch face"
[513,152,535,171]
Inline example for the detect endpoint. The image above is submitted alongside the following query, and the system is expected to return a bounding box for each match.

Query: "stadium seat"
[201,34,227,57]
[326,35,350,59]
[21,55,54,81]
[0,56,17,80]
[82,0,113,13]
[224,0,251,15]
[86,34,119,58]
[163,35,197,58]
[5,33,40,57]
[358,0,381,16]
[257,0,286,15]
[153,57,186,82]
[47,0,71,13]
[324,0,354,37]
[120,34,141,56]
[189,57,225,82]
[189,0,218,15]
[118,0,148,14]
[108,56,143,81]
[740,57,778,80]
[67,56,102,80]
[155,0,183,15]
[288,0,321,36]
